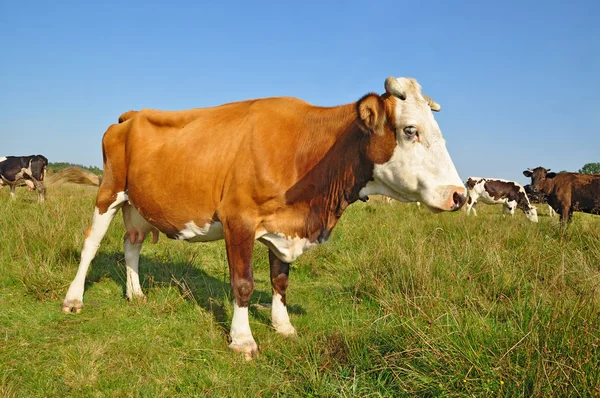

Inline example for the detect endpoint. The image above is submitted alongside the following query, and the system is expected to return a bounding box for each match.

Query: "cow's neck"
[285,122,374,242]
[540,177,555,195]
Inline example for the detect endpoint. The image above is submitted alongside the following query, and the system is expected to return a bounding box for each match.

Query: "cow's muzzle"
[452,190,467,211]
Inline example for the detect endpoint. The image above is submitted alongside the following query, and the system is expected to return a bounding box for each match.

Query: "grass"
[1,185,599,397]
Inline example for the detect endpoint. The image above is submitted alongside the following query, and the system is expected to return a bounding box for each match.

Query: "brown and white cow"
[524,184,556,217]
[465,177,538,222]
[62,76,466,359]
[523,167,600,224]
[0,155,48,202]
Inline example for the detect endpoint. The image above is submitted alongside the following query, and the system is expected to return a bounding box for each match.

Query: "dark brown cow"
[523,167,600,223]
[0,155,48,202]
[62,76,466,359]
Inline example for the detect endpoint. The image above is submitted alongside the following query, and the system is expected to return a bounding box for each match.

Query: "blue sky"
[1,0,598,185]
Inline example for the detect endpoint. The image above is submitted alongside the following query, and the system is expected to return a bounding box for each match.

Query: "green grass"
[1,185,599,397]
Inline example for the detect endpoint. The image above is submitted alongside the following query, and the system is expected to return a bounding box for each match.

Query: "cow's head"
[30,155,49,181]
[524,205,539,223]
[523,167,556,193]
[357,76,466,212]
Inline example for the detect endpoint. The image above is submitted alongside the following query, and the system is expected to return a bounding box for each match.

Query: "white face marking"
[176,221,224,242]
[257,230,318,263]
[525,206,538,222]
[359,78,464,211]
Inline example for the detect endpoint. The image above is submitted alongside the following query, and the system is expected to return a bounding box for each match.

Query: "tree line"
[579,162,600,174]
[48,162,103,176]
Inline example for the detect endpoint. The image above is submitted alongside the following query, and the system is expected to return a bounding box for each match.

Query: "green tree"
[578,162,600,174]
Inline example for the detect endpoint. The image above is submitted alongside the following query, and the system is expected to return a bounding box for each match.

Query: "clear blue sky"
[1,0,598,185]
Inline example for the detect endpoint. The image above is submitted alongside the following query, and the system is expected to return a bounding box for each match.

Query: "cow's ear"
[357,94,385,135]
[523,170,533,177]
[547,172,557,178]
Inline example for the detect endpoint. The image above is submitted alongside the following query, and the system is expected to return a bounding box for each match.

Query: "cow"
[0,155,48,202]
[62,76,467,359]
[524,184,556,217]
[523,167,600,224]
[464,177,538,222]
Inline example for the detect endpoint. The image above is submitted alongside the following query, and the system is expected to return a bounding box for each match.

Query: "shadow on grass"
[68,249,305,333]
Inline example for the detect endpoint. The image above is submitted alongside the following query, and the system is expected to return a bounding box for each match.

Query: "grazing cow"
[465,177,538,222]
[523,167,600,224]
[62,76,466,359]
[524,184,556,217]
[0,155,48,202]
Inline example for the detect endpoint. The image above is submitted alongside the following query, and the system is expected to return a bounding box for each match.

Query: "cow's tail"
[45,167,102,188]
[118,110,138,124]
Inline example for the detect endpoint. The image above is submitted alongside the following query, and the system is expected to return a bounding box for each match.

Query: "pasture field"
[1,185,599,397]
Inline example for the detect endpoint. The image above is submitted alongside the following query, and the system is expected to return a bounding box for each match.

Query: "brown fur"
[523,167,600,223]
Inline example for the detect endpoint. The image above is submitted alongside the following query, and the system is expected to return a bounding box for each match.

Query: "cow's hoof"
[62,299,83,314]
[274,322,297,337]
[229,340,259,361]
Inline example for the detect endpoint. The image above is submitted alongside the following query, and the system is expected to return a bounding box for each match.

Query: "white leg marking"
[228,302,258,360]
[124,240,144,300]
[272,293,296,336]
[62,192,127,313]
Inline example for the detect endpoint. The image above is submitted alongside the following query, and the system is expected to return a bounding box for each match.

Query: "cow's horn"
[385,76,406,100]
[422,94,441,112]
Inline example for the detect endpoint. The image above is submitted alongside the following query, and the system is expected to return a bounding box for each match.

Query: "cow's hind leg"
[269,250,297,336]
[62,191,128,313]
[9,185,16,200]
[503,202,515,217]
[122,203,159,301]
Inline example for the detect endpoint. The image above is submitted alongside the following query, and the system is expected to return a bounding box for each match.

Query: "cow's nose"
[452,190,466,210]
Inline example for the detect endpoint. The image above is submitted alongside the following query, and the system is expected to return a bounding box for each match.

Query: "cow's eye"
[403,126,418,139]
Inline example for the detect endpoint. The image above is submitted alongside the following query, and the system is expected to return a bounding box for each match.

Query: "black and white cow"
[465,177,538,222]
[0,155,49,202]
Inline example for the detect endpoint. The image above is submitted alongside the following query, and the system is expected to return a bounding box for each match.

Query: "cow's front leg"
[269,250,296,336]
[33,180,45,203]
[9,185,16,200]
[560,204,572,225]
[502,203,512,216]
[223,217,258,360]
